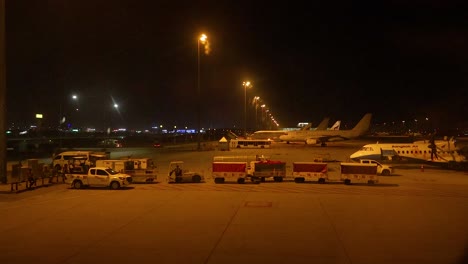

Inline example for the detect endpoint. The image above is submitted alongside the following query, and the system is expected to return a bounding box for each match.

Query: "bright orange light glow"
[199,34,207,43]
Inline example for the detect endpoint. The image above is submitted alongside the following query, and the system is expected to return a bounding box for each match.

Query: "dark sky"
[6,1,468,131]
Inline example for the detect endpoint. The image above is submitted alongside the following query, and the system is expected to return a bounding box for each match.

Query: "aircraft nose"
[349,151,360,160]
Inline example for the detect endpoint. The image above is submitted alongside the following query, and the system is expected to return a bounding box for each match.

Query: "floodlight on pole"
[253,96,260,130]
[243,81,252,138]
[197,33,207,151]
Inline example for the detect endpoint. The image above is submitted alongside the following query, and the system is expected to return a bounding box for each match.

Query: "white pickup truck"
[359,159,394,176]
[64,166,133,190]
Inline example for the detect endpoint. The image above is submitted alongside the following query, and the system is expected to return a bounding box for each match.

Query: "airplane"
[250,121,316,141]
[300,123,313,131]
[295,117,332,131]
[349,137,467,166]
[250,130,288,141]
[329,120,341,130]
[250,117,333,141]
[313,117,330,131]
[278,113,372,146]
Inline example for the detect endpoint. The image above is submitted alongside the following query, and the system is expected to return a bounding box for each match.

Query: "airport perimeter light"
[243,81,252,137]
[260,104,266,129]
[197,33,207,151]
[253,96,260,130]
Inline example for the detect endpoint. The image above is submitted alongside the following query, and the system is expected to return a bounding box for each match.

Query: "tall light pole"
[0,0,6,183]
[260,104,266,130]
[197,34,207,151]
[253,96,260,130]
[58,93,74,149]
[243,81,251,138]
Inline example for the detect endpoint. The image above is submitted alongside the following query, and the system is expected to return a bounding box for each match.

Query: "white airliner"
[349,138,466,164]
[251,117,333,141]
[313,117,330,131]
[329,120,341,130]
[250,130,288,141]
[279,113,372,146]
[250,123,311,141]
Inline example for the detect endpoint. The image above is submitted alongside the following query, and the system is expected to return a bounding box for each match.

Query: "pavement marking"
[130,182,468,198]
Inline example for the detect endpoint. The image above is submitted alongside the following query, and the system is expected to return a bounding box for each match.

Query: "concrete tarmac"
[1,140,467,264]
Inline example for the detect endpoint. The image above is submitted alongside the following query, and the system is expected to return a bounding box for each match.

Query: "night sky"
[5,1,468,131]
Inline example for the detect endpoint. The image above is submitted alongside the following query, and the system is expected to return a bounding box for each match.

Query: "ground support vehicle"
[340,162,378,185]
[251,160,287,182]
[96,159,157,183]
[292,162,328,183]
[359,159,394,176]
[97,138,122,148]
[64,166,133,190]
[167,161,204,183]
[212,161,260,184]
[212,155,285,183]
[52,150,109,173]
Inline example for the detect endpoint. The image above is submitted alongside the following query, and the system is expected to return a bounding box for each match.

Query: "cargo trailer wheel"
[250,176,260,184]
[367,180,375,185]
[344,179,351,185]
[237,178,245,184]
[110,181,120,190]
[318,178,326,184]
[214,178,224,184]
[192,175,201,183]
[73,180,83,189]
[294,177,305,183]
[273,176,283,182]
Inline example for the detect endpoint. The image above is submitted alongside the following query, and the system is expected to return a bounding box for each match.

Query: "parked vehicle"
[97,138,122,148]
[292,162,328,183]
[167,161,203,183]
[64,166,132,190]
[212,161,253,184]
[96,158,157,183]
[52,151,109,172]
[359,159,394,176]
[252,160,287,182]
[212,156,286,183]
[340,162,378,185]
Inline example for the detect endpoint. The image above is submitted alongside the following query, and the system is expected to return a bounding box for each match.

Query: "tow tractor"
[167,161,204,183]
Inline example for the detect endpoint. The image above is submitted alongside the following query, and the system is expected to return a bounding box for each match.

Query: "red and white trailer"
[212,161,255,184]
[292,162,328,183]
[251,160,287,182]
[340,162,378,185]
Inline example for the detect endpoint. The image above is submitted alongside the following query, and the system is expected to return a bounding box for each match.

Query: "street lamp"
[243,81,252,138]
[58,94,77,149]
[197,33,207,151]
[253,96,260,130]
[260,104,265,129]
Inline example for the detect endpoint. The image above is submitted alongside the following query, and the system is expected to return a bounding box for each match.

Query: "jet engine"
[306,139,319,145]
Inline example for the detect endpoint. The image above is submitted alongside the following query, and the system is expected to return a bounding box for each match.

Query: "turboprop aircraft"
[349,137,467,167]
